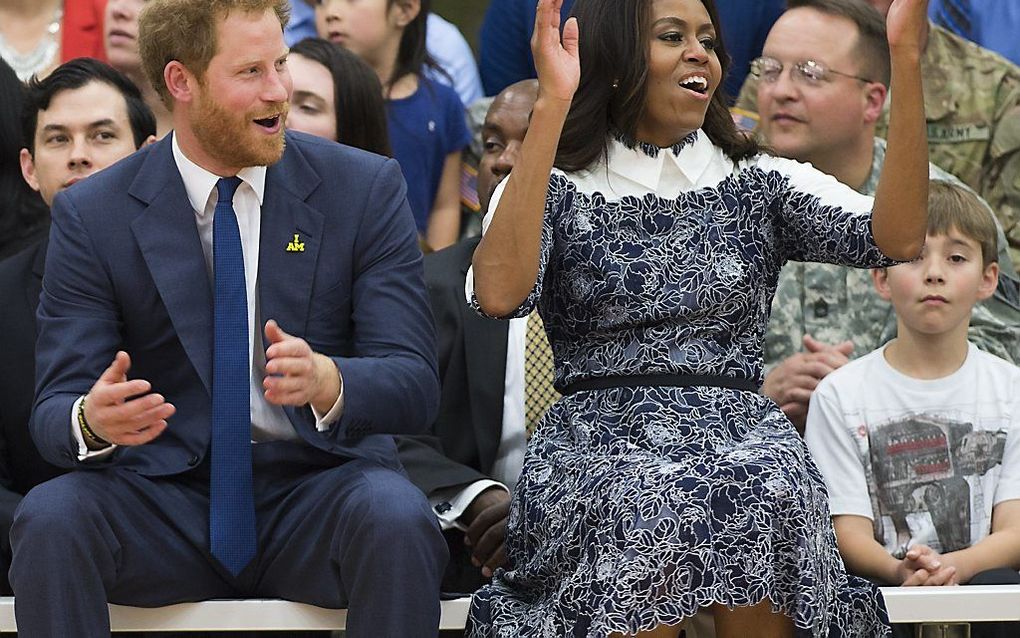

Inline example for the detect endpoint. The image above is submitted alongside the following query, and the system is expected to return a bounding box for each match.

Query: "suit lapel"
[257,142,323,350]
[129,138,214,393]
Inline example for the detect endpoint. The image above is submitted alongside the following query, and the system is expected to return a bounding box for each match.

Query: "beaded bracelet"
[77,397,110,448]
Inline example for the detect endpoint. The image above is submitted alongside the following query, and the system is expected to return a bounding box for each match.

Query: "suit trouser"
[8,440,448,638]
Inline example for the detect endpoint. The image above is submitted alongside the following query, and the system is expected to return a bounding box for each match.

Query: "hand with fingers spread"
[462,487,512,578]
[530,0,580,104]
[263,319,341,415]
[761,334,853,432]
[83,351,176,447]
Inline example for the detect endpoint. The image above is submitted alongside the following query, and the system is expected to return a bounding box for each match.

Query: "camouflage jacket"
[737,22,1020,268]
[764,138,1020,367]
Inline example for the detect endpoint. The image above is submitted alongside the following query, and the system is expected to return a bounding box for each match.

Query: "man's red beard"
[191,85,288,170]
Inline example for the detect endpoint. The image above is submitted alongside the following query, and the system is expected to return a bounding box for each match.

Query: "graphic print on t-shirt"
[866,412,1008,557]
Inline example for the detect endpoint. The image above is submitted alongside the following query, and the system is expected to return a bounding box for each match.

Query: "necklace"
[0,5,63,82]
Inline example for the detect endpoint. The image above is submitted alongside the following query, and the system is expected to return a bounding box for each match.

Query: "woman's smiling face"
[635,0,722,147]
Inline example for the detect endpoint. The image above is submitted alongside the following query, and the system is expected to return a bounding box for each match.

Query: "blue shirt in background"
[929,0,1020,66]
[478,0,785,102]
[386,77,471,233]
[287,2,483,107]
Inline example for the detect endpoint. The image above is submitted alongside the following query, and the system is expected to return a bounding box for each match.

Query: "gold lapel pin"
[286,233,305,252]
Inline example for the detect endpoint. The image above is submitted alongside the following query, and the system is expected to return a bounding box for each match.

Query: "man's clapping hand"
[83,351,175,446]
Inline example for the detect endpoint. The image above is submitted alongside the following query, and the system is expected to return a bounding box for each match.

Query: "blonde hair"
[927,180,998,267]
[139,0,290,107]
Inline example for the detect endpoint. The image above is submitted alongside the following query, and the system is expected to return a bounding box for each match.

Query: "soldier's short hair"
[928,180,998,267]
[139,0,290,108]
[786,0,891,88]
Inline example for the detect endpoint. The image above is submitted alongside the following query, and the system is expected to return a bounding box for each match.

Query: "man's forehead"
[37,82,130,131]
[765,8,858,58]
[210,8,287,67]
[487,92,536,127]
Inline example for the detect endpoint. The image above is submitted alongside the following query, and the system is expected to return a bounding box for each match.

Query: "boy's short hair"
[139,0,290,108]
[928,180,998,267]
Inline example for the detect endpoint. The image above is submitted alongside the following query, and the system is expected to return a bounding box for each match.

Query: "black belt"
[561,374,760,395]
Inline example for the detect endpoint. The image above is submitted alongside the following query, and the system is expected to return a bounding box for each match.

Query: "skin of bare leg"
[711,601,794,638]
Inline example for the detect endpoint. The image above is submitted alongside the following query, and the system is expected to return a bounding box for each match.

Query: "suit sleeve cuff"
[312,365,345,432]
[429,479,508,531]
[71,396,117,461]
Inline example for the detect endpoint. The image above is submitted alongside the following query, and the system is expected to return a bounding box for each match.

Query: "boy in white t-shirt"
[805,181,1020,635]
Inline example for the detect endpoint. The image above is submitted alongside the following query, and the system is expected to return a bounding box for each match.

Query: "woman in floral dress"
[467,0,931,635]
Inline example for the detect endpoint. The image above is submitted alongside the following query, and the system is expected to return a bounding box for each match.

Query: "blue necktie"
[210,176,256,576]
[935,0,974,40]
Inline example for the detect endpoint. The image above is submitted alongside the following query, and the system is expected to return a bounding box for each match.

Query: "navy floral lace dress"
[465,130,894,637]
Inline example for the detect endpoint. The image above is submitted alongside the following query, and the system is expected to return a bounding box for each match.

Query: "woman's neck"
[0,0,59,17]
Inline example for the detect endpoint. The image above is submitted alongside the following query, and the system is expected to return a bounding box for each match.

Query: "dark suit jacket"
[0,235,64,593]
[398,237,509,497]
[33,131,439,475]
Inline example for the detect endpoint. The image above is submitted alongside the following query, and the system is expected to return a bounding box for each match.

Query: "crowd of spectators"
[2,0,1020,635]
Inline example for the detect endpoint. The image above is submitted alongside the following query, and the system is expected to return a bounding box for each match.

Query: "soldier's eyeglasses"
[750,56,874,87]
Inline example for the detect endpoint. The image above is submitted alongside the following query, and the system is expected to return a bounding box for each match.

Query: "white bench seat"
[2,587,1019,631]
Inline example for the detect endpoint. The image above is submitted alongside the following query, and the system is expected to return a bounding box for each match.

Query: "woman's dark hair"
[290,38,391,156]
[0,58,47,258]
[556,0,761,172]
[384,0,448,95]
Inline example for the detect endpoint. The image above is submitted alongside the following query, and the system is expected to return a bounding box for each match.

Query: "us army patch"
[928,123,991,143]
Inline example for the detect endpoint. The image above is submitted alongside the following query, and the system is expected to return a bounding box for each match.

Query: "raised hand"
[530,0,580,103]
[885,0,930,52]
[84,351,175,446]
[263,319,341,414]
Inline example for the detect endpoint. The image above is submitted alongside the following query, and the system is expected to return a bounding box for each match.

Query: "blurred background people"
[103,0,173,137]
[308,0,469,251]
[0,58,47,260]
[287,37,391,155]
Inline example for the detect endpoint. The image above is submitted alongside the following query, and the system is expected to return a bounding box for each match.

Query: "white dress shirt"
[72,133,344,459]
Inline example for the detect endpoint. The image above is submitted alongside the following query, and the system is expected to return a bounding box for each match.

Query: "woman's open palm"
[530,0,580,103]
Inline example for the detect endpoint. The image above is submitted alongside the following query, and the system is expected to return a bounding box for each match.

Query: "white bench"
[0,597,471,632]
[1,587,1018,632]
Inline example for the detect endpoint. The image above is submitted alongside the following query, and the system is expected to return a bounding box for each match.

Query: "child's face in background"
[312,0,412,69]
[873,228,999,338]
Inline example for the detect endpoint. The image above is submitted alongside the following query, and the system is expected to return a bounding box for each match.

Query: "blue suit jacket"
[32,131,439,476]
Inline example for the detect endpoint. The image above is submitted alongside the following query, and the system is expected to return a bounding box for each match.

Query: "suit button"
[187,455,200,466]
[813,298,829,318]
[435,502,452,515]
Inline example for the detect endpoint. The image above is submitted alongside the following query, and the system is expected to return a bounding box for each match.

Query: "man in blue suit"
[8,1,446,636]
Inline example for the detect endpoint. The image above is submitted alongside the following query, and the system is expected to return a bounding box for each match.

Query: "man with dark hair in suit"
[398,79,540,594]
[8,1,446,635]
[0,57,157,595]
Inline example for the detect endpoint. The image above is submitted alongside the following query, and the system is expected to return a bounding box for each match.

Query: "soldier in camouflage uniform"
[738,0,1020,270]
[748,0,1020,431]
